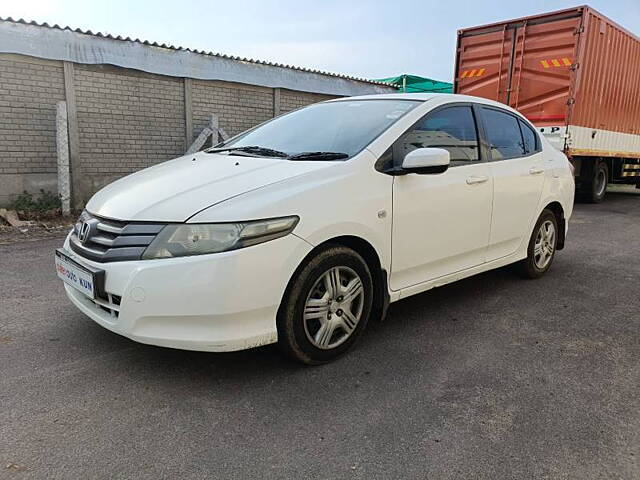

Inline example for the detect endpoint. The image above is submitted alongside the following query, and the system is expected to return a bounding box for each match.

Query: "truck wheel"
[585,161,608,203]
[277,245,373,365]
[515,209,558,279]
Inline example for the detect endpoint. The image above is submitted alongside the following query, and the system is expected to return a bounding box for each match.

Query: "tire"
[277,245,374,365]
[516,209,559,279]
[583,161,608,203]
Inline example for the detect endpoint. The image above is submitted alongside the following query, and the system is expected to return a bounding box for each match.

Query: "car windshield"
[210,99,420,160]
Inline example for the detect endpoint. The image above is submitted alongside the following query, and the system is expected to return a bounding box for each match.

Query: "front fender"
[190,151,394,272]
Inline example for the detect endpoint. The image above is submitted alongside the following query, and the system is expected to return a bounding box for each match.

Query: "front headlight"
[141,216,299,259]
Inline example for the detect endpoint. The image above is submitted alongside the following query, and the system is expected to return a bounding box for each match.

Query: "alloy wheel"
[303,266,364,350]
[534,220,556,269]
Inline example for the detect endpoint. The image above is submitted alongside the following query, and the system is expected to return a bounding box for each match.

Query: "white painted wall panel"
[567,125,640,158]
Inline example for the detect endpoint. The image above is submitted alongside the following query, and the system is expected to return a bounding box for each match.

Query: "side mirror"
[401,148,450,174]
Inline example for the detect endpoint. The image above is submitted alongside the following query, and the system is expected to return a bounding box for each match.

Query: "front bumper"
[61,232,313,352]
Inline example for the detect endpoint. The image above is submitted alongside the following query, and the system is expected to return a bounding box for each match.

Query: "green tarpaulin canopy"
[374,74,453,93]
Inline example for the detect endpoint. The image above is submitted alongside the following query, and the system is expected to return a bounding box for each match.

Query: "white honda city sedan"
[56,93,574,364]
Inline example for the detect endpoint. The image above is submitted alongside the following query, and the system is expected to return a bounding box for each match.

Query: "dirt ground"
[0,217,74,245]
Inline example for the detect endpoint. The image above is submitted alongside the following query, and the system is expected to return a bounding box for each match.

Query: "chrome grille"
[69,211,165,262]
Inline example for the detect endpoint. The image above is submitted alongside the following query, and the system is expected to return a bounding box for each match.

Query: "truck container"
[454,5,640,202]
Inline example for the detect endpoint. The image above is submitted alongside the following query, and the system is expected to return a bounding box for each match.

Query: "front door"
[390,105,493,291]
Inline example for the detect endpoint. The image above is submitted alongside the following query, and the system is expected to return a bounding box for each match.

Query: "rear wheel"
[516,209,558,279]
[277,246,373,365]
[581,160,608,203]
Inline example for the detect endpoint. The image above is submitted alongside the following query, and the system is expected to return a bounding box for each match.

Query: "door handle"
[529,167,545,175]
[466,175,489,185]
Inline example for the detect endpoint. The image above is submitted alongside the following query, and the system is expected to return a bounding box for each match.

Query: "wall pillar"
[273,87,281,117]
[55,101,71,215]
[62,61,84,211]
[184,78,193,149]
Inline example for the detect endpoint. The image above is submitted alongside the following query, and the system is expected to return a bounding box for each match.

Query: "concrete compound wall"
[0,53,339,207]
[74,64,186,193]
[0,55,65,201]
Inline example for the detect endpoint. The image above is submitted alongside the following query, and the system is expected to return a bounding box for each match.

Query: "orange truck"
[455,5,640,202]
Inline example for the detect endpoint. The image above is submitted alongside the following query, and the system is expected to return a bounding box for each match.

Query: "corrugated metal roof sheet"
[0,16,391,87]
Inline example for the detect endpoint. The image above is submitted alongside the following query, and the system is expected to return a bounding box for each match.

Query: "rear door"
[507,16,581,127]
[479,106,546,261]
[456,25,516,105]
[456,13,582,129]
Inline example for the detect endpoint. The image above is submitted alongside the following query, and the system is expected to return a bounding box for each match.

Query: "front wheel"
[277,246,373,365]
[516,209,558,279]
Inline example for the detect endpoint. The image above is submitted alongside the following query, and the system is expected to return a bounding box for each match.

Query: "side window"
[482,107,525,160]
[519,119,540,155]
[392,106,480,166]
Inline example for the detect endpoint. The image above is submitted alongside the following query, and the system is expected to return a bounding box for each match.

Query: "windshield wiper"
[207,146,349,161]
[207,145,289,158]
[288,151,349,161]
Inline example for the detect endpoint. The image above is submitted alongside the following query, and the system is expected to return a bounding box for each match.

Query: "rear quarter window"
[518,119,541,154]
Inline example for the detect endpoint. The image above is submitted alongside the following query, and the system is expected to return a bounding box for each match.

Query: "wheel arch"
[282,235,390,323]
[543,201,566,250]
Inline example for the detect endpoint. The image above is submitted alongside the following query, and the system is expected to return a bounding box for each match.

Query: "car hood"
[86,152,334,221]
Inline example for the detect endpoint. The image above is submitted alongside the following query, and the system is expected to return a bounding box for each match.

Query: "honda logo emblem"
[78,221,91,243]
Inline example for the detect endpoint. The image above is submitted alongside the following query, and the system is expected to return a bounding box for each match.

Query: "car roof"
[326,93,439,102]
[325,93,530,123]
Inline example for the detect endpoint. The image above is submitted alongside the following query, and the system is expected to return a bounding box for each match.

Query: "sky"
[1,0,639,82]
